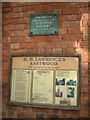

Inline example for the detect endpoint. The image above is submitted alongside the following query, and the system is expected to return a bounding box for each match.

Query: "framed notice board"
[9,54,81,110]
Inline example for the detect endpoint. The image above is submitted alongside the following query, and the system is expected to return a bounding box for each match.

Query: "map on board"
[32,70,54,104]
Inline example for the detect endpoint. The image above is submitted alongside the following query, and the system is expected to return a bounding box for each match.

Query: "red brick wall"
[2,2,89,118]
[0,2,2,119]
[88,3,90,118]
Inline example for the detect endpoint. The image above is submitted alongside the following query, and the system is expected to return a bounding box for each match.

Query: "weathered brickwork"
[2,2,89,118]
[88,2,90,118]
[0,2,2,119]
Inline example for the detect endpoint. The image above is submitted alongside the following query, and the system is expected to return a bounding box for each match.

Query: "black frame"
[8,54,81,110]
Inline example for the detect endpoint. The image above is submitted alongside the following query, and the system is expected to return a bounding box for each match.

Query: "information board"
[9,55,81,110]
[30,13,58,36]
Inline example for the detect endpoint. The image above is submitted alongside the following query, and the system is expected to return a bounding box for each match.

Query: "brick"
[68,28,81,34]
[12,18,20,24]
[81,100,87,110]
[67,41,76,48]
[5,36,33,43]
[21,6,34,12]
[66,15,77,20]
[19,43,38,49]
[2,74,9,84]
[20,30,28,36]
[17,110,34,118]
[8,110,18,118]
[34,5,45,13]
[19,2,33,6]
[8,106,22,111]
[89,14,90,20]
[0,51,2,58]
[2,31,12,37]
[2,110,9,118]
[11,43,19,49]
[83,34,88,41]
[2,84,9,97]
[77,2,88,7]
[0,97,1,104]
[77,14,82,21]
[2,37,11,43]
[2,50,10,56]
[82,14,88,20]
[80,41,88,47]
[18,18,29,24]
[81,78,88,86]
[81,87,88,93]
[2,43,10,50]
[80,7,88,13]
[23,2,42,6]
[70,111,79,118]
[82,70,88,77]
[53,2,76,9]
[59,28,67,35]
[63,48,75,54]
[21,11,35,17]
[21,106,32,111]
[33,36,63,42]
[3,12,21,19]
[3,24,17,31]
[38,42,67,49]
[61,21,80,28]
[13,7,21,12]
[89,62,90,70]
[53,48,62,54]
[75,47,86,54]
[5,2,20,7]
[12,18,29,24]
[12,31,21,37]
[0,43,2,49]
[2,69,9,77]
[2,18,12,25]
[63,8,80,15]
[10,49,38,55]
[49,113,58,119]
[63,35,82,41]
[82,20,88,27]
[82,54,88,62]
[59,15,67,21]
[88,20,90,27]
[38,49,53,55]
[16,24,26,30]
[82,49,88,56]
[2,62,10,70]
[2,102,9,110]
[81,27,88,34]
[79,110,88,117]
[40,4,51,12]
[60,110,71,116]
[59,114,71,118]
[82,63,88,70]
[2,7,13,12]
[32,107,51,114]
[2,3,10,8]
[88,27,90,33]
[53,9,62,14]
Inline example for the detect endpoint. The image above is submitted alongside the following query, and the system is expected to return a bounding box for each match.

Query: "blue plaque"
[30,13,58,36]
